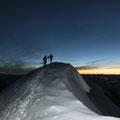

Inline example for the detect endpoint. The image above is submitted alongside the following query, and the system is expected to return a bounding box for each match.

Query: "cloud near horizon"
[76,65,99,70]
[86,59,104,65]
[76,59,103,70]
[76,59,120,73]
[0,58,39,73]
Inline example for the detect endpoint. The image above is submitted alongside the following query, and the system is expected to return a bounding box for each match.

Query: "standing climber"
[43,56,47,65]
[49,54,54,63]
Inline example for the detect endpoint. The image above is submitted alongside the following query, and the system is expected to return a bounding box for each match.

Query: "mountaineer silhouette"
[49,54,54,63]
[43,56,47,65]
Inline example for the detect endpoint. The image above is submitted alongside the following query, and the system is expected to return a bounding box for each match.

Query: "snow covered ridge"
[0,62,120,120]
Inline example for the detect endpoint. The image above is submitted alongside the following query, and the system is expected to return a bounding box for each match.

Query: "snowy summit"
[0,62,120,120]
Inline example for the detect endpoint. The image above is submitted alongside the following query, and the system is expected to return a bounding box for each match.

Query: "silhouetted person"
[49,54,54,63]
[43,56,47,65]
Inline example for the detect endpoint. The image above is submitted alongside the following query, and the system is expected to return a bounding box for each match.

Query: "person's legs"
[50,59,52,63]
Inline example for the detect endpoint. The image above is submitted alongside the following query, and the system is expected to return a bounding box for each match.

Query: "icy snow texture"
[0,62,119,120]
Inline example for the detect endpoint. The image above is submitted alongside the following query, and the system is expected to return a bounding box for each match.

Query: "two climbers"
[43,54,54,65]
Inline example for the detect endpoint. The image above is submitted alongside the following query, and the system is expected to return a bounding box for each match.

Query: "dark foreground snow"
[0,62,120,120]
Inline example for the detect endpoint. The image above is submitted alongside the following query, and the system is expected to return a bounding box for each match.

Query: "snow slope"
[0,62,120,120]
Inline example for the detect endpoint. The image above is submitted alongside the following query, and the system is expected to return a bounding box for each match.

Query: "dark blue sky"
[0,0,120,73]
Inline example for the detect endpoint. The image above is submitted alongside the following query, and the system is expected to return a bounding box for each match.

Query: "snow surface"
[0,62,119,120]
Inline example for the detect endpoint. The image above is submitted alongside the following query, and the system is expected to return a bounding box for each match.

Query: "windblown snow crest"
[0,62,120,120]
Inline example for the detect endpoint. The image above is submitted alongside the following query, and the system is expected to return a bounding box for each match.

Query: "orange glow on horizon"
[78,68,120,75]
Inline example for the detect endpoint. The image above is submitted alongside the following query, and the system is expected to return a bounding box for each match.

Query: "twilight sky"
[0,0,120,74]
